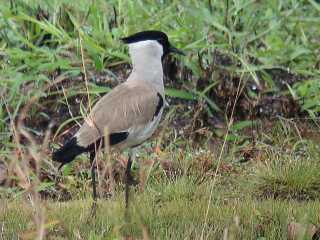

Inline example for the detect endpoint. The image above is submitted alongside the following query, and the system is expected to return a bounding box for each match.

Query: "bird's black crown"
[121,30,171,55]
[121,30,185,57]
[121,30,169,44]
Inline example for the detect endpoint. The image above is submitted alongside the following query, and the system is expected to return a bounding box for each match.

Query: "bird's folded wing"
[75,82,163,148]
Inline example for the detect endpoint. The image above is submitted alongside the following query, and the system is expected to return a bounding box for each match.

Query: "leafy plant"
[292,79,320,117]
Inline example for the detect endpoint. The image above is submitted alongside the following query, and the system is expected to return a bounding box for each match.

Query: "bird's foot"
[90,200,97,218]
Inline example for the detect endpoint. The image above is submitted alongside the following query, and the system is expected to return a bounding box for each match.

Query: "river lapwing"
[52,30,184,209]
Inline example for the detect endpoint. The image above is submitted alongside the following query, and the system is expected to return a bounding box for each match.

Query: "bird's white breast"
[125,108,163,148]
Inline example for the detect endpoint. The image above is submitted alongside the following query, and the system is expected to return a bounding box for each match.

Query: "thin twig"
[200,72,244,239]
[61,85,81,127]
[78,32,92,113]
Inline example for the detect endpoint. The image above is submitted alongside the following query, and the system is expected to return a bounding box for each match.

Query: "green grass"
[1,0,320,239]
[2,181,320,240]
[2,130,320,239]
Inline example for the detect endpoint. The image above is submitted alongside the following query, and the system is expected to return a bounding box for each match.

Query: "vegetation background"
[0,0,320,239]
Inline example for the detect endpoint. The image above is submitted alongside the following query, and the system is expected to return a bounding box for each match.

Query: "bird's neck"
[128,52,164,94]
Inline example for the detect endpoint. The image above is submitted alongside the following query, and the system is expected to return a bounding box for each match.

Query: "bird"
[52,30,184,209]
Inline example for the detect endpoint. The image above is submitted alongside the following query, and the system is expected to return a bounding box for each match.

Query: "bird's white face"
[128,40,164,60]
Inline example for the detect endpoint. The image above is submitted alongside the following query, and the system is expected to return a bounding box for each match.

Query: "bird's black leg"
[90,152,98,200]
[90,151,97,217]
[125,154,133,210]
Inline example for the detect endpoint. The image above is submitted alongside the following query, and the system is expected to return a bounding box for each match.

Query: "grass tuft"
[255,142,320,201]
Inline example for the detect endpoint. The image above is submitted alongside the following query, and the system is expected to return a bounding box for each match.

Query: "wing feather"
[76,82,162,148]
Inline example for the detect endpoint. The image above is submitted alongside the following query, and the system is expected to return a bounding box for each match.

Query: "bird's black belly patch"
[153,93,164,119]
[110,132,129,145]
[87,131,129,152]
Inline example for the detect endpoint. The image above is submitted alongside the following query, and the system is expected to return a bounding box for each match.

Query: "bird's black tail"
[52,137,86,166]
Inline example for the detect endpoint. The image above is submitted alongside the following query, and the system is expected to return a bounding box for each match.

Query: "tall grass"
[1,0,320,239]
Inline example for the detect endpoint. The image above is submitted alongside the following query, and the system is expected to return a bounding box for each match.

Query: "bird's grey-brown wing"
[75,82,163,148]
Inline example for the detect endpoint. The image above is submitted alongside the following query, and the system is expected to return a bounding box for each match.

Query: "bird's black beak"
[169,46,185,56]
